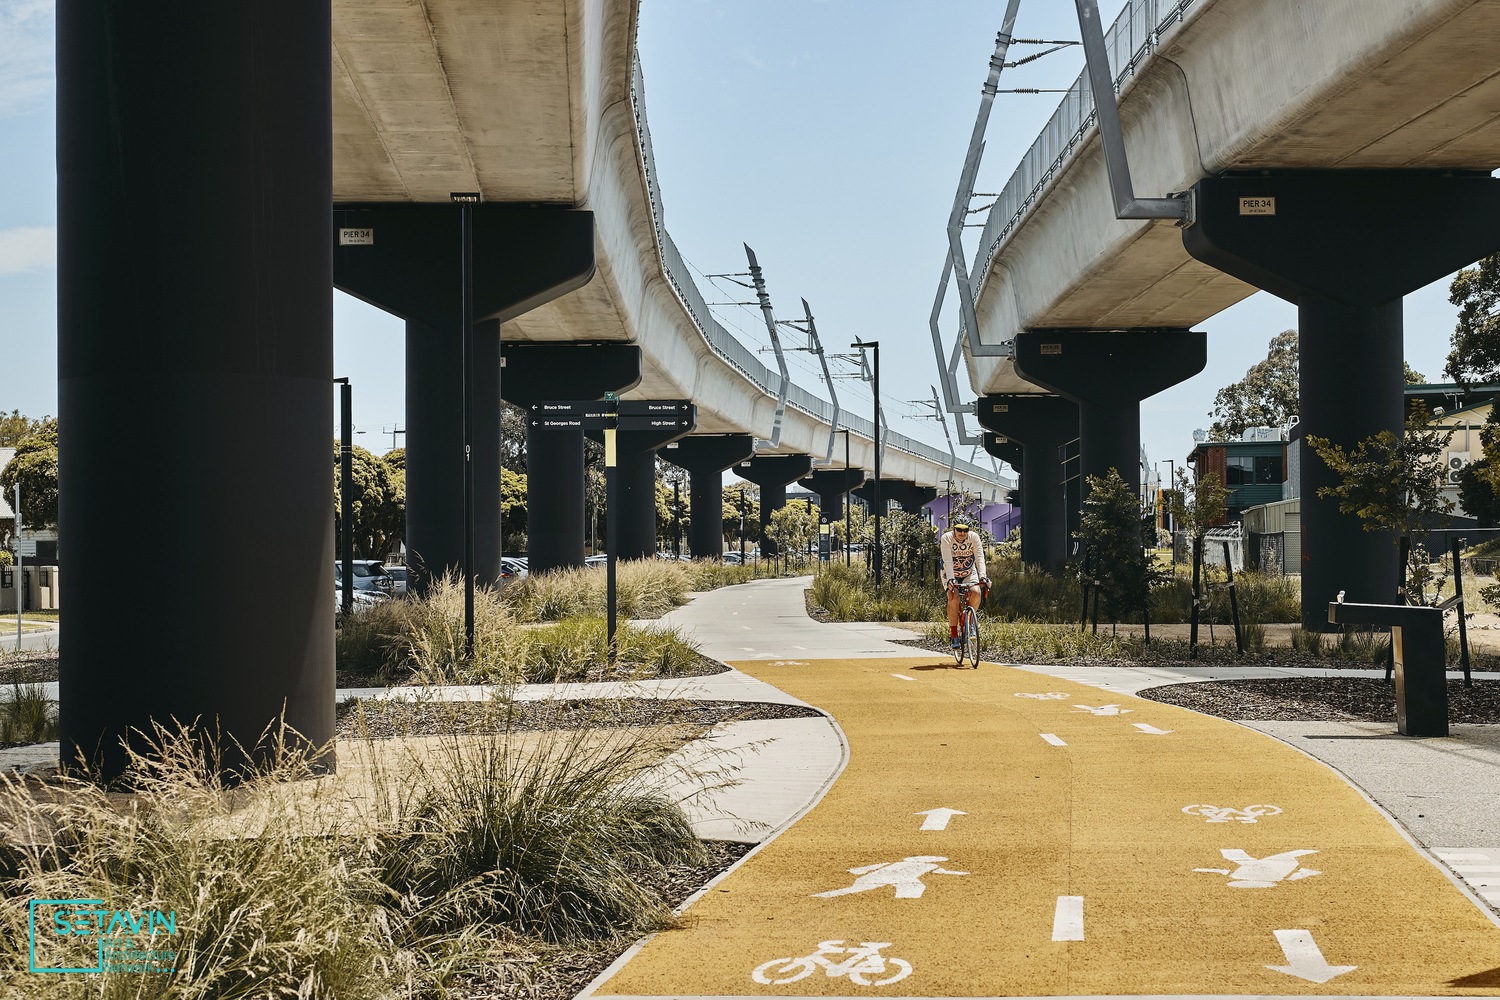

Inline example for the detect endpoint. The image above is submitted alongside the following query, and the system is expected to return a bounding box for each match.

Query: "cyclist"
[940,522,988,649]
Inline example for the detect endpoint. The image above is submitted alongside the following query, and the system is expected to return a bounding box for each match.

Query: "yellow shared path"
[594,656,1500,998]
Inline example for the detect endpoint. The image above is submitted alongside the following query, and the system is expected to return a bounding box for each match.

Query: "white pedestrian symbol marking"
[1195,849,1321,888]
[1133,723,1174,735]
[1074,703,1132,716]
[1183,803,1282,824]
[915,807,966,831]
[1267,929,1357,983]
[813,856,969,899]
[1015,692,1070,700]
[752,940,912,987]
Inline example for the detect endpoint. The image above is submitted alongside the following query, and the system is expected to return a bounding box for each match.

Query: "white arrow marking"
[915,807,967,831]
[892,674,916,682]
[1133,723,1174,735]
[1266,929,1356,983]
[1074,704,1132,716]
[1040,733,1067,746]
[1052,896,1084,941]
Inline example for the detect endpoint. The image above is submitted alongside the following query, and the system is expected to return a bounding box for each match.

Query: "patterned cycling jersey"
[940,530,986,583]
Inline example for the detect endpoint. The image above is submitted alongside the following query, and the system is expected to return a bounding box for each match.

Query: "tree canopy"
[1444,252,1500,387]
[333,443,405,558]
[0,410,53,448]
[1208,330,1299,440]
[0,423,59,528]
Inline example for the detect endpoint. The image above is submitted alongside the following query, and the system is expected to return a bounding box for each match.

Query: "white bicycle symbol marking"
[1182,803,1282,824]
[752,940,913,987]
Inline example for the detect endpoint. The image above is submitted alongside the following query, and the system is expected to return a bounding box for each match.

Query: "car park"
[500,557,529,580]
[584,554,609,567]
[384,565,411,596]
[335,560,397,596]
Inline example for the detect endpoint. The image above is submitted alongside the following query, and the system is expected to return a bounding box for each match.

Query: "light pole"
[852,339,881,589]
[841,429,851,566]
[334,377,353,617]
[453,191,481,655]
[1158,457,1176,534]
[737,488,747,565]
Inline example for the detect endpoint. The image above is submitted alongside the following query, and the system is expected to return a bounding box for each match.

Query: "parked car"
[334,586,386,621]
[500,557,529,580]
[334,560,396,596]
[584,554,609,567]
[384,564,411,597]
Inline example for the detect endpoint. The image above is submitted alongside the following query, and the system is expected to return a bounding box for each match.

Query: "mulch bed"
[1138,675,1500,723]
[335,696,820,739]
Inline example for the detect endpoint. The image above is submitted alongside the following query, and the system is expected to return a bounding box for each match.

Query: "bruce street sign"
[528,399,694,431]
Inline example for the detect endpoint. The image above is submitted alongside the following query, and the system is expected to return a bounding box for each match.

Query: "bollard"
[1329,601,1447,737]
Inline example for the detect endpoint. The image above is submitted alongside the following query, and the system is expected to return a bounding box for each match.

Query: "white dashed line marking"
[1052,896,1084,941]
[1041,734,1067,747]
[891,674,916,682]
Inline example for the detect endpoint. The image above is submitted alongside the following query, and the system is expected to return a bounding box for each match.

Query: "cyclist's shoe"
[950,635,963,649]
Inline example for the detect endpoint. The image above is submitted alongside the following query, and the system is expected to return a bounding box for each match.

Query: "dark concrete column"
[855,479,936,516]
[609,423,696,560]
[406,318,463,583]
[662,435,756,559]
[501,344,642,573]
[738,455,813,555]
[58,4,332,778]
[334,204,596,588]
[978,395,1078,573]
[1182,172,1500,627]
[1014,330,1206,499]
[801,469,868,523]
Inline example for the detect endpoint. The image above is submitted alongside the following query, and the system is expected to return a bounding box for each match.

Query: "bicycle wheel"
[963,605,980,668]
[752,958,815,985]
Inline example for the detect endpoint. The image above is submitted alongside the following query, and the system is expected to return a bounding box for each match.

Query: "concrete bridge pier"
[501,344,642,574]
[662,435,756,559]
[801,469,868,524]
[57,3,337,778]
[1014,331,1206,505]
[591,418,697,561]
[1183,172,1500,628]
[854,479,936,516]
[333,204,595,588]
[978,395,1079,573]
[739,455,814,556]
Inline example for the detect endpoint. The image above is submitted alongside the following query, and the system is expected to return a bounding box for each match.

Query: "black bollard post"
[1224,540,1243,656]
[1189,535,1203,659]
[1452,538,1472,688]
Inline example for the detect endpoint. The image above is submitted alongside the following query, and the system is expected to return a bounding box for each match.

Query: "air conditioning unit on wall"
[1448,452,1471,485]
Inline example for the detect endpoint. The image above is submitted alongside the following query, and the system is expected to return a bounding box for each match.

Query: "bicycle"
[751,940,912,987]
[948,580,985,669]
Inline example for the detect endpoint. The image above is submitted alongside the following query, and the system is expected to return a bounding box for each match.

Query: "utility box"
[1328,601,1447,737]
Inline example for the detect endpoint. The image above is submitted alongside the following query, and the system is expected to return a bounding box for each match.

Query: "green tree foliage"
[333,444,405,558]
[1306,401,1453,601]
[723,482,760,544]
[1444,252,1500,387]
[0,410,53,448]
[383,447,406,472]
[1454,405,1500,527]
[1076,469,1163,622]
[0,422,59,527]
[1404,362,1426,385]
[875,509,939,582]
[1208,330,1299,440]
[767,501,818,561]
[501,401,528,474]
[1166,469,1229,541]
[501,467,527,536]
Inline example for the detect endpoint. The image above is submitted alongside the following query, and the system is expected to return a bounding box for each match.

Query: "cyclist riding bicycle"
[940,522,989,649]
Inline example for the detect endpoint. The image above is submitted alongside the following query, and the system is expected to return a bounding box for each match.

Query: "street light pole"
[852,339,881,589]
[842,429,851,567]
[738,488,747,565]
[334,378,353,617]
[453,191,480,655]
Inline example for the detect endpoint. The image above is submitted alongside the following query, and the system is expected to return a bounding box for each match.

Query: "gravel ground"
[1138,675,1500,723]
[0,650,57,684]
[335,696,820,739]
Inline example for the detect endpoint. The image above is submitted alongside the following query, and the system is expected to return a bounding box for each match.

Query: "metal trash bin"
[1328,601,1446,737]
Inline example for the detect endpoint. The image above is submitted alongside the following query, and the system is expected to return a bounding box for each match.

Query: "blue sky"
[0,0,1468,478]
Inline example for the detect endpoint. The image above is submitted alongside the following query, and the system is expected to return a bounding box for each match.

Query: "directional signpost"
[546,398,695,665]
